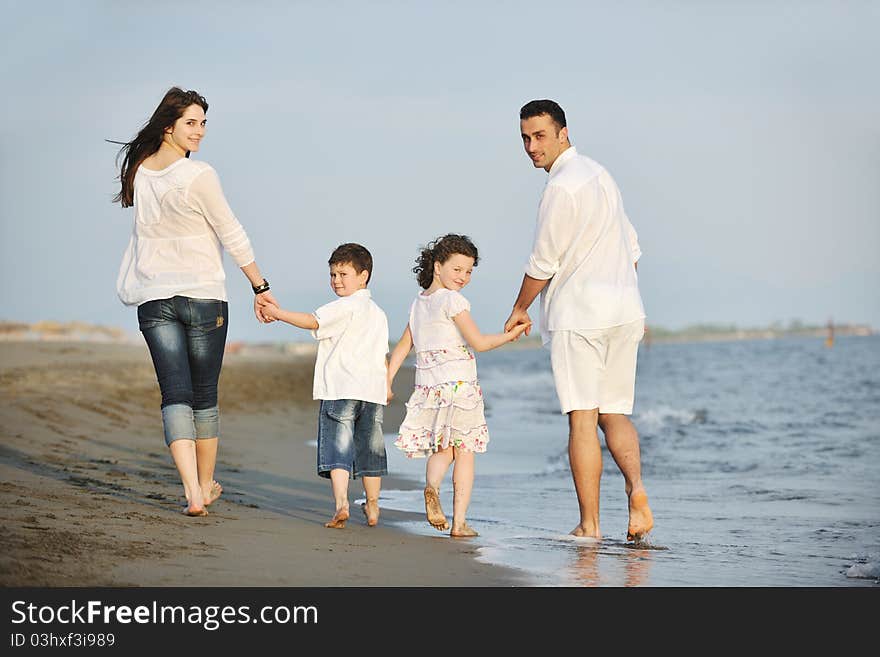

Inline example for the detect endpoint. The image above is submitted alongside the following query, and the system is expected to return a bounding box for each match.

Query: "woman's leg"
[424,446,454,531]
[184,299,228,506]
[139,299,203,514]
[450,447,477,536]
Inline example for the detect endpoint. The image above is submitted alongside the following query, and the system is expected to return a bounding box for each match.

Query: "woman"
[113,87,277,516]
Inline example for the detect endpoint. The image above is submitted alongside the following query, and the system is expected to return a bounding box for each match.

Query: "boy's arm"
[453,310,530,353]
[386,324,413,402]
[262,304,319,330]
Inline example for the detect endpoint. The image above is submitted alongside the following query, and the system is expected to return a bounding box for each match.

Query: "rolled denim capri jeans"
[317,399,387,479]
[137,296,228,445]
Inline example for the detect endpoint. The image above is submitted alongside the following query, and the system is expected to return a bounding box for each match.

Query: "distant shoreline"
[0,319,872,350]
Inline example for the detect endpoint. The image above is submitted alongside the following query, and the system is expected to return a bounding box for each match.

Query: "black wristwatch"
[252,278,270,294]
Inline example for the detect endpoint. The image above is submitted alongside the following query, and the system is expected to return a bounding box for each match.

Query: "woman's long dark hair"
[413,234,480,289]
[110,87,208,207]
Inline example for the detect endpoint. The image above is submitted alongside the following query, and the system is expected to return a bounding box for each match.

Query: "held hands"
[386,381,395,404]
[259,301,283,323]
[504,308,532,336]
[507,321,531,342]
[254,291,279,323]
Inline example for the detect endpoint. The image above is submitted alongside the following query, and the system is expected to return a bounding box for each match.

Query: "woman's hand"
[254,291,279,323]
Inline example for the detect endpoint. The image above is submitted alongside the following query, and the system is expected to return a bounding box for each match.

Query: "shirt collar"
[352,288,371,299]
[548,146,577,179]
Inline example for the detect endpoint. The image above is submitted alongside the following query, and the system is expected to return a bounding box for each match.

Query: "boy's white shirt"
[310,289,389,405]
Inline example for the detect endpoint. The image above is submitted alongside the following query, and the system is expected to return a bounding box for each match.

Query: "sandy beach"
[0,341,524,587]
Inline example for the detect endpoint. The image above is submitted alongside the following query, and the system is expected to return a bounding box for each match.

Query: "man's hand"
[504,308,532,336]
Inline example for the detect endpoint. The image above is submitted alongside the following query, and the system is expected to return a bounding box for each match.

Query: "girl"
[387,234,530,537]
[112,87,278,516]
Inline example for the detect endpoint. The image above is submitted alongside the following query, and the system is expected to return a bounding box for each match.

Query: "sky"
[1,1,878,343]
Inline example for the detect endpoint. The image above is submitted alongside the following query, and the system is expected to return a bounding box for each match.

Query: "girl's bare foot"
[362,498,380,527]
[424,486,449,531]
[450,523,478,537]
[626,490,654,542]
[324,505,350,529]
[204,480,223,506]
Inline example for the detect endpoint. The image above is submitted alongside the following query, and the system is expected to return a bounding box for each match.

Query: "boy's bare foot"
[569,524,601,539]
[324,505,350,529]
[361,498,380,527]
[424,486,449,531]
[204,480,223,506]
[626,489,654,542]
[450,523,478,537]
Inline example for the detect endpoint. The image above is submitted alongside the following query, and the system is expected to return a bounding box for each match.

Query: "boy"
[261,243,389,528]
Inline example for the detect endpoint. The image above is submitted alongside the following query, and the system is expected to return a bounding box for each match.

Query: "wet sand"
[0,341,523,586]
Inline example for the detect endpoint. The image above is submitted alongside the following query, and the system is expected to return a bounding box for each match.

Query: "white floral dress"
[394,288,489,458]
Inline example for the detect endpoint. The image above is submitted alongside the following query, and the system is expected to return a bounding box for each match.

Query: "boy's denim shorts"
[317,399,387,479]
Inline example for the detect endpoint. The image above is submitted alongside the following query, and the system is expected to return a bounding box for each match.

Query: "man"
[504,99,653,541]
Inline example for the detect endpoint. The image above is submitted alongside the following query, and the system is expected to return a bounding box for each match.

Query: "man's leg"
[568,408,602,538]
[599,413,653,540]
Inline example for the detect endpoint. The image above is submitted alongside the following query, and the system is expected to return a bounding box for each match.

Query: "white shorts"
[549,319,645,415]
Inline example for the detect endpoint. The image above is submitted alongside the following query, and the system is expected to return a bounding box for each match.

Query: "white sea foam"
[845,561,880,579]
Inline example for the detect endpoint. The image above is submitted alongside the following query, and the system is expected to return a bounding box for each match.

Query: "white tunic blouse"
[116,158,255,306]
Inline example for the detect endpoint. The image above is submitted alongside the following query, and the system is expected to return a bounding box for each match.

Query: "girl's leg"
[450,447,477,536]
[362,476,381,526]
[325,468,351,528]
[424,446,454,531]
[184,299,228,505]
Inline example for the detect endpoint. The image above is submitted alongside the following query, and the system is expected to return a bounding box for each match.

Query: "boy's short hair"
[520,99,567,133]
[328,243,373,284]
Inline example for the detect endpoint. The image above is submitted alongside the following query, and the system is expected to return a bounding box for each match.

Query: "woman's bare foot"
[203,480,223,506]
[424,486,449,531]
[361,498,380,527]
[183,503,208,517]
[324,505,349,529]
[450,523,478,537]
[626,489,654,542]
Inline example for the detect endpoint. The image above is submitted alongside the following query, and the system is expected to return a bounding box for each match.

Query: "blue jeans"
[317,399,387,479]
[138,296,228,445]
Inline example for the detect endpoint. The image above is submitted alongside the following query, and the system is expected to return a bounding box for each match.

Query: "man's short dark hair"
[520,99,567,132]
[328,243,373,284]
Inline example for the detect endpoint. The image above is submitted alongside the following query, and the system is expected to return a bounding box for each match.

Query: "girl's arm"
[453,310,530,352]
[386,324,414,402]
[261,303,319,330]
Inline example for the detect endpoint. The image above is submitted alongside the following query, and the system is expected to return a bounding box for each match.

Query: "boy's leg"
[425,446,453,531]
[325,468,351,528]
[450,447,477,537]
[351,401,387,527]
[362,476,381,526]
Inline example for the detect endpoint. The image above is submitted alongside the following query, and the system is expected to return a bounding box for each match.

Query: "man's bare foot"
[424,486,449,531]
[324,506,350,529]
[569,524,601,539]
[361,498,379,527]
[626,489,654,542]
[450,523,478,537]
[204,480,223,506]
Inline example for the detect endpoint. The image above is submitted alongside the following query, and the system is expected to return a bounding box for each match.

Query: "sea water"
[375,334,880,586]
